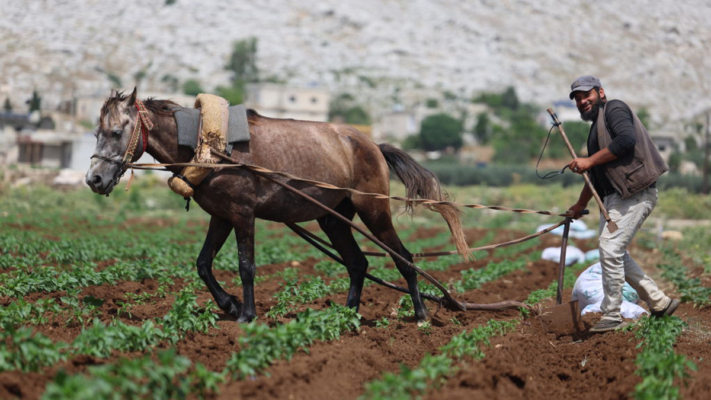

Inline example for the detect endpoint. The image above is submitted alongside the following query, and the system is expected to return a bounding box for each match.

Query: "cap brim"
[569,85,595,99]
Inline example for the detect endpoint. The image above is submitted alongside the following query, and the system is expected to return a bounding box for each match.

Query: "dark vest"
[596,102,668,199]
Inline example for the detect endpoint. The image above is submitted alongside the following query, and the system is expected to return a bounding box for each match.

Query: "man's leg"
[621,188,672,313]
[597,188,657,324]
[623,252,670,311]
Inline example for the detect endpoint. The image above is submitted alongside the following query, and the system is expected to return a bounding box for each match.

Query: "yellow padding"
[168,93,230,198]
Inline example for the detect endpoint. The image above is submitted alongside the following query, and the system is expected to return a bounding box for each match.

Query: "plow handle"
[547,108,618,233]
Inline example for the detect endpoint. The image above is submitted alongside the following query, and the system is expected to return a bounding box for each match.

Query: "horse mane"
[143,98,181,115]
[101,91,262,126]
[246,108,261,125]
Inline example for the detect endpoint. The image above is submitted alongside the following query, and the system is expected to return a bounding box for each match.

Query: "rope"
[127,152,577,219]
[288,219,566,259]
[124,150,563,314]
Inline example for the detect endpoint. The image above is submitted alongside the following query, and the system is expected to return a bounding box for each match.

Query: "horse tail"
[378,144,470,260]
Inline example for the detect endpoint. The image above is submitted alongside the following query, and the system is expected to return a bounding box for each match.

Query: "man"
[566,75,679,333]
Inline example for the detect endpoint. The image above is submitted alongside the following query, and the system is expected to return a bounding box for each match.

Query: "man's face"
[573,87,605,122]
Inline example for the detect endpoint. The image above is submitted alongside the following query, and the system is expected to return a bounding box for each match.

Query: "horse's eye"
[112,129,122,136]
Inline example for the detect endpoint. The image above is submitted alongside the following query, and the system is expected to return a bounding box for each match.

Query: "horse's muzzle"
[86,173,116,195]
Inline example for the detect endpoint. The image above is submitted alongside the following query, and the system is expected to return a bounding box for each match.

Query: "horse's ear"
[127,87,137,106]
[109,89,118,98]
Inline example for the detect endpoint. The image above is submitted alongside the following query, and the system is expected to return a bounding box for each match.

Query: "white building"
[244,83,330,122]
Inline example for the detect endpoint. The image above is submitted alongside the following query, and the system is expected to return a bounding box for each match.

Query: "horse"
[85,88,469,323]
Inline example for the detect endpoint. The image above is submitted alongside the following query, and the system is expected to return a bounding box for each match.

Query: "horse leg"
[317,200,368,310]
[197,216,241,319]
[356,203,429,322]
[233,214,257,323]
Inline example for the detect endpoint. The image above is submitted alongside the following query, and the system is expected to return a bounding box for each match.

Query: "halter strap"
[122,100,154,163]
[90,99,154,192]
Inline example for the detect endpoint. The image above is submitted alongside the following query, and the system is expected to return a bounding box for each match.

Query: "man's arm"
[569,147,617,173]
[567,184,593,219]
[568,100,635,173]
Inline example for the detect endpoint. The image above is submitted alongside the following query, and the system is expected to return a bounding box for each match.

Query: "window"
[289,95,297,103]
[311,97,318,104]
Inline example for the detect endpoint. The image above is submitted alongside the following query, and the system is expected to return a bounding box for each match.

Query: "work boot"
[589,319,628,333]
[651,298,680,318]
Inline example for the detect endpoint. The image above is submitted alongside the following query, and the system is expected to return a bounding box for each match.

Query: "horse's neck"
[146,116,191,173]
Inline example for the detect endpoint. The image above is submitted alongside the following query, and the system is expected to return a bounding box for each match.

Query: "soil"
[1,226,709,400]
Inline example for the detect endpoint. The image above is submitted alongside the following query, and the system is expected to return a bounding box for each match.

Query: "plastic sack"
[535,219,597,239]
[582,301,649,319]
[571,263,640,311]
[541,246,586,266]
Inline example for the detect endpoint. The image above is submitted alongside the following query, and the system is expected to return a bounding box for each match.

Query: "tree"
[684,135,698,152]
[182,79,203,96]
[343,106,371,125]
[215,85,243,105]
[637,107,651,128]
[329,93,371,124]
[3,98,11,113]
[419,113,463,151]
[473,112,491,144]
[551,120,589,158]
[28,91,41,113]
[225,37,259,85]
[491,108,548,164]
[501,86,519,110]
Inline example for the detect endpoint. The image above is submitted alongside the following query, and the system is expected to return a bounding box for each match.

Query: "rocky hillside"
[2,0,711,125]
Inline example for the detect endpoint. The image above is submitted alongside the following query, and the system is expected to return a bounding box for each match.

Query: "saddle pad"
[175,105,250,150]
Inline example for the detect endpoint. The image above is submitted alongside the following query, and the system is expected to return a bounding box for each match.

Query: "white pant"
[598,187,670,322]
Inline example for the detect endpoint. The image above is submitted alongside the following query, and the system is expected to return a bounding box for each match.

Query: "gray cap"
[569,75,602,99]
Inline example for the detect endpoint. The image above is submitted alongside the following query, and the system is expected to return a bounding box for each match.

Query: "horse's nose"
[88,175,103,188]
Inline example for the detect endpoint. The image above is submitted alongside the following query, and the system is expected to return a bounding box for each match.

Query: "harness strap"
[122,100,153,164]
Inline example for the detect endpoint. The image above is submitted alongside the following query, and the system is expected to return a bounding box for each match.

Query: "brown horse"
[86,88,469,323]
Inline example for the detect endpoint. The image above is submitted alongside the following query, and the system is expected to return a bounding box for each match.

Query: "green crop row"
[0,288,217,373]
[265,276,349,320]
[38,304,359,399]
[361,319,518,400]
[631,317,697,400]
[362,258,599,399]
[42,348,223,400]
[657,247,711,308]
[226,304,361,378]
[454,258,528,293]
[0,257,197,298]
[35,304,360,400]
[521,259,697,399]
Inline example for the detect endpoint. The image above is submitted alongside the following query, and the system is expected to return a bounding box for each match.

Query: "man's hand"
[566,203,586,219]
[569,158,593,174]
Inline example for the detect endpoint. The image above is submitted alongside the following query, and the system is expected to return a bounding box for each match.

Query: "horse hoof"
[220,301,241,318]
[237,313,256,323]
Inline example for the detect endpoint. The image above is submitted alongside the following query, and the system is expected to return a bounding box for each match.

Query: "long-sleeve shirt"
[587,100,637,198]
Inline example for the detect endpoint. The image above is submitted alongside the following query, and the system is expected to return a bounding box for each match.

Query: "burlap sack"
[168,94,229,197]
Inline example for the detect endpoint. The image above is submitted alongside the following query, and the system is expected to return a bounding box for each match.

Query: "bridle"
[90,100,154,188]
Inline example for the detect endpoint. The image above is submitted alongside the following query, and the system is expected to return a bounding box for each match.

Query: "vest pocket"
[625,163,644,179]
[624,162,647,193]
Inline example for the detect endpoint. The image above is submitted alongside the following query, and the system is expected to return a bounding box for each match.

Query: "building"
[244,83,330,122]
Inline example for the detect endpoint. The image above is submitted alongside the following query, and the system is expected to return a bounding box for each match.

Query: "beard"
[579,98,602,122]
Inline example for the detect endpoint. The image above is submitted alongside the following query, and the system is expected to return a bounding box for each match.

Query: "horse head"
[85,87,148,195]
